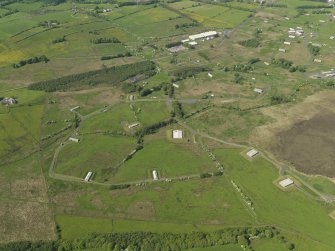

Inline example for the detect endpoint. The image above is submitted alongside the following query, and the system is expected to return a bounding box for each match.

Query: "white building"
[173,83,179,88]
[278,48,286,52]
[152,170,159,180]
[279,178,294,188]
[208,72,213,78]
[254,88,263,94]
[189,31,218,41]
[84,171,93,182]
[284,41,291,45]
[70,106,80,112]
[314,59,322,63]
[1,97,17,105]
[172,130,183,139]
[189,41,198,46]
[128,123,139,129]
[69,137,79,143]
[246,149,259,158]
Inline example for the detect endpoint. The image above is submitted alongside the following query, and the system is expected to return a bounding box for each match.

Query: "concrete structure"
[189,31,218,41]
[168,45,186,53]
[181,39,190,43]
[128,123,139,129]
[84,171,93,182]
[246,149,259,158]
[189,41,198,46]
[70,106,80,112]
[152,170,159,180]
[172,130,183,139]
[279,178,294,188]
[69,137,79,143]
[0,97,17,105]
[254,88,263,94]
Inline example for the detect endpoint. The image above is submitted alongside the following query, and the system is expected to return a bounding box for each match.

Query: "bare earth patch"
[251,91,335,177]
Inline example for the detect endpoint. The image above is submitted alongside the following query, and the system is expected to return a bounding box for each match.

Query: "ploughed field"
[272,112,335,177]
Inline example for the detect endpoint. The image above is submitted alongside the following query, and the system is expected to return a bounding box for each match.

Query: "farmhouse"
[128,123,139,129]
[189,31,218,41]
[246,149,259,158]
[152,170,159,180]
[279,178,294,188]
[84,171,93,182]
[0,97,17,105]
[172,130,183,139]
[69,137,79,143]
[254,88,263,94]
[70,106,80,112]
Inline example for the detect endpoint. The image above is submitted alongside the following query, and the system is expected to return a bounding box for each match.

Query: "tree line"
[92,37,121,44]
[28,61,156,92]
[0,226,296,251]
[101,52,132,60]
[12,55,49,69]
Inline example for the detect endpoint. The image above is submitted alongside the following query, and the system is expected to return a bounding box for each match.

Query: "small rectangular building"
[84,171,93,182]
[278,48,286,52]
[254,88,263,94]
[128,123,139,129]
[173,83,179,88]
[279,178,294,188]
[189,41,198,46]
[70,106,80,112]
[189,31,218,41]
[172,130,183,139]
[69,137,79,143]
[208,72,213,78]
[284,41,291,45]
[246,149,259,158]
[152,170,159,180]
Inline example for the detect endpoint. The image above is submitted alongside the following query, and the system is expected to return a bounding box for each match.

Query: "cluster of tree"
[265,3,287,7]
[222,62,254,73]
[43,0,66,5]
[52,37,66,44]
[12,55,49,68]
[175,22,199,29]
[234,73,244,84]
[200,171,223,179]
[172,101,184,118]
[238,38,260,48]
[110,184,130,190]
[139,84,162,97]
[162,82,174,98]
[167,0,181,3]
[0,8,18,18]
[92,37,121,44]
[101,52,132,60]
[171,66,209,81]
[166,41,182,48]
[311,9,331,14]
[118,0,157,7]
[271,58,306,72]
[308,44,320,56]
[0,226,295,251]
[296,4,332,9]
[271,94,291,105]
[136,118,176,138]
[271,58,293,69]
[28,61,156,92]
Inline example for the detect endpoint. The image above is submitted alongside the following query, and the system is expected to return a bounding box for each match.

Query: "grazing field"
[56,134,136,182]
[1,0,335,249]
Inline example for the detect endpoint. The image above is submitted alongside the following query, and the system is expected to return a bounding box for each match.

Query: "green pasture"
[80,102,135,133]
[134,101,171,126]
[213,147,335,247]
[56,134,136,181]
[110,132,216,182]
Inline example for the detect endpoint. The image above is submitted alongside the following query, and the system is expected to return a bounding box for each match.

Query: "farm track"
[46,96,335,204]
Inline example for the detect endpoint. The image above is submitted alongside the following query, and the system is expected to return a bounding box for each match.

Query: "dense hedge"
[28,61,156,92]
[0,226,295,251]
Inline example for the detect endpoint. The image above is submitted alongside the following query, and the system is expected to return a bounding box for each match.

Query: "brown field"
[251,91,335,177]
[272,112,335,177]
